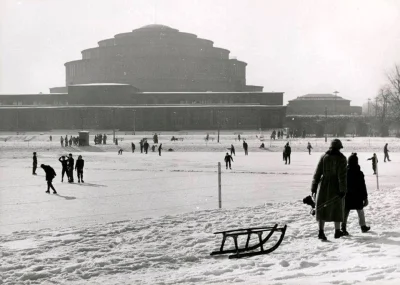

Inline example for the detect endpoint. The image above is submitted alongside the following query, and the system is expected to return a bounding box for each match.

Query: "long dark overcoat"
[345,166,368,210]
[311,150,347,222]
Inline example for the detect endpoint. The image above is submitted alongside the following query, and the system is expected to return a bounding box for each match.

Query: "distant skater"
[230,144,235,156]
[224,152,234,170]
[60,136,64,147]
[118,149,123,155]
[50,135,52,142]
[284,143,291,164]
[144,141,149,154]
[41,164,57,194]
[384,143,391,162]
[307,142,313,155]
[131,142,135,153]
[158,143,163,156]
[75,155,85,183]
[140,140,144,153]
[367,153,378,175]
[67,153,74,182]
[32,152,38,175]
[243,141,248,156]
[58,155,69,182]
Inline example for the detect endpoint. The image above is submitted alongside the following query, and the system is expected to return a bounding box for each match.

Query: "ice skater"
[41,164,57,194]
[230,144,235,156]
[118,149,123,155]
[284,142,291,164]
[158,143,163,156]
[384,143,391,162]
[144,141,149,154]
[311,139,347,241]
[58,155,69,182]
[307,142,313,155]
[32,152,38,175]
[60,136,64,147]
[67,153,74,182]
[243,140,248,156]
[341,153,370,235]
[224,152,234,170]
[131,142,135,153]
[367,153,378,175]
[75,155,85,183]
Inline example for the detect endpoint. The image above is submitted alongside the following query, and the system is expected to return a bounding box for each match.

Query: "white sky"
[0,0,399,105]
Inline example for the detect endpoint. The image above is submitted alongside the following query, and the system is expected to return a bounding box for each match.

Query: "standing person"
[32,152,38,175]
[243,140,248,155]
[341,153,370,235]
[103,134,107,145]
[60,136,64,147]
[139,140,144,153]
[230,144,235,156]
[69,137,72,147]
[238,134,241,141]
[118,149,123,155]
[50,135,52,142]
[284,142,291,164]
[384,143,391,162]
[40,164,57,194]
[311,139,347,241]
[67,153,74,183]
[131,142,135,153]
[307,142,313,155]
[224,152,234,170]
[144,141,149,154]
[115,138,119,146]
[58,156,69,182]
[367,153,378,175]
[75,155,85,183]
[158,143,163,156]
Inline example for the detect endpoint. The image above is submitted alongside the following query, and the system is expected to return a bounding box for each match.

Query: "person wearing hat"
[75,155,85,183]
[311,139,347,240]
[32,152,38,175]
[341,153,370,235]
[67,153,74,183]
[367,153,378,175]
[40,164,57,194]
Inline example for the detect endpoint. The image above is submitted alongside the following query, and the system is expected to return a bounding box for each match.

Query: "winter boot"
[53,191,57,194]
[318,230,327,241]
[341,225,349,236]
[45,190,50,193]
[334,229,344,239]
[361,225,370,233]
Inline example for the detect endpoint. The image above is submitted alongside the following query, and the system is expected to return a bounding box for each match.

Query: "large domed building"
[63,24,262,92]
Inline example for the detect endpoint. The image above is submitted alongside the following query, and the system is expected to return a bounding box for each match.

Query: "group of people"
[127,139,163,156]
[33,152,85,194]
[311,139,371,240]
[270,130,286,140]
[94,134,107,145]
[61,135,80,147]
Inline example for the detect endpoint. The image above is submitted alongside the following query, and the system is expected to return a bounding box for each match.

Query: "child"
[341,153,370,235]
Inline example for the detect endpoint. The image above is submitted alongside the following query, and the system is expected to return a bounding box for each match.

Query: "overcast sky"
[1,0,399,105]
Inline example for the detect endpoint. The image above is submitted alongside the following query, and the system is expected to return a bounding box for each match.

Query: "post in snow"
[218,162,222,208]
[376,161,380,190]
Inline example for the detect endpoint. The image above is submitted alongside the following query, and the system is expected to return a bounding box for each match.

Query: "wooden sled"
[210,224,287,259]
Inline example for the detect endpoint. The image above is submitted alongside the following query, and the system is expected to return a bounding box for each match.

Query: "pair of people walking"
[311,139,370,241]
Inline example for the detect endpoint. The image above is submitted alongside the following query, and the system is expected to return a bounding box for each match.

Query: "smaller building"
[287,94,361,115]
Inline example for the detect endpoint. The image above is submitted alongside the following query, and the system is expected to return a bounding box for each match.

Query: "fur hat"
[330,139,343,149]
[348,153,358,166]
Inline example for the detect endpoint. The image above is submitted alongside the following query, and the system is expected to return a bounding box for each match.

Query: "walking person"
[284,142,291,164]
[32,152,38,175]
[40,164,57,194]
[118,149,123,155]
[131,142,135,153]
[58,156,69,182]
[60,136,64,147]
[144,141,149,154]
[224,152,234,170]
[158,143,163,156]
[341,153,370,235]
[230,144,236,156]
[307,142,313,155]
[243,140,248,156]
[67,153,74,183]
[311,139,347,241]
[75,155,85,183]
[384,143,391,162]
[367,153,378,175]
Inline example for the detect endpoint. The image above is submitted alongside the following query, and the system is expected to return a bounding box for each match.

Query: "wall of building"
[286,99,351,115]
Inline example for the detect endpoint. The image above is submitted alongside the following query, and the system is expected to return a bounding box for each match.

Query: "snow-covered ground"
[1,132,400,284]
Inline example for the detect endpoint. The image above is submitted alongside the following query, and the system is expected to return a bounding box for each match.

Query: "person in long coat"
[311,139,347,240]
[341,153,370,235]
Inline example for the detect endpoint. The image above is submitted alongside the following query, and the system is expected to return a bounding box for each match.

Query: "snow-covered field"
[1,132,400,284]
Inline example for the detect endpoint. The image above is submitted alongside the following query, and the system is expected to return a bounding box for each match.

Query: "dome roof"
[295,94,347,101]
[137,24,178,32]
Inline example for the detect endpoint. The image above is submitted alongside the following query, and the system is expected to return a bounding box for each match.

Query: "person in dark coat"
[41,164,57,194]
[144,141,149,154]
[32,152,38,175]
[284,143,291,164]
[367,153,378,175]
[140,140,144,153]
[224,153,234,170]
[311,139,347,240]
[69,137,72,147]
[230,144,235,156]
[341,153,370,235]
[60,136,64,147]
[103,134,107,144]
[158,144,163,156]
[307,142,313,155]
[67,153,74,183]
[131,142,135,153]
[75,155,85,183]
[58,156,69,182]
[384,143,391,162]
[243,141,248,155]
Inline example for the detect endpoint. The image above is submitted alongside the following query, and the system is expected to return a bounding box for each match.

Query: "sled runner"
[210,224,287,259]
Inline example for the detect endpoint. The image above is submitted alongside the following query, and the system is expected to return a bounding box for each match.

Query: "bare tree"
[386,64,400,120]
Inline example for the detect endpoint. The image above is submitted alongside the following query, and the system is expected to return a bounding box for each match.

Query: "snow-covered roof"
[69,83,131,86]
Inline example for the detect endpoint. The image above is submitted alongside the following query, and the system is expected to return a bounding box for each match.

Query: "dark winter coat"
[42,165,56,181]
[224,154,233,163]
[33,155,37,166]
[67,157,74,170]
[345,165,368,210]
[311,149,347,222]
[284,145,291,155]
[59,157,68,169]
[75,159,84,170]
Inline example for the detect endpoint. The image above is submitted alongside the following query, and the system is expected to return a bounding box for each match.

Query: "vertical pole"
[218,162,222,208]
[376,161,379,190]
[217,111,220,143]
[325,106,327,143]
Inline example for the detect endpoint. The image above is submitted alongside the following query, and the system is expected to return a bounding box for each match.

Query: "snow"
[1,132,400,284]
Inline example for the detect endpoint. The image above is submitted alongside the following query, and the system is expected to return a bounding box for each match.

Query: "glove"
[338,192,346,198]
[363,199,369,207]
